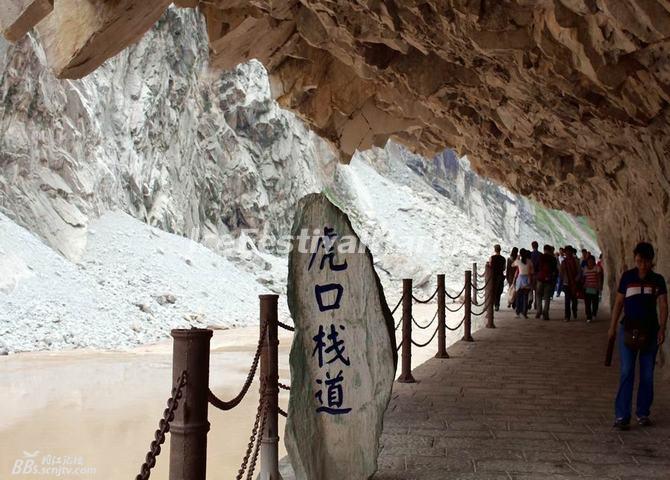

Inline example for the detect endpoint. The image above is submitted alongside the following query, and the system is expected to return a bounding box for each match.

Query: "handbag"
[623,316,651,351]
[506,284,517,305]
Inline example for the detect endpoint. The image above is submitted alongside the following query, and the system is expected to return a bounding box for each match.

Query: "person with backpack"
[535,244,559,320]
[582,255,603,323]
[489,244,507,311]
[559,245,580,321]
[608,242,667,430]
[513,249,534,318]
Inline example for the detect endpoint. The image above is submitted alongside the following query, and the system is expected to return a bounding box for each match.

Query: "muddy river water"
[1,304,475,479]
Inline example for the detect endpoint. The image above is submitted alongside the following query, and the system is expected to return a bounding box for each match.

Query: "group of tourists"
[488,241,603,322]
[490,240,668,431]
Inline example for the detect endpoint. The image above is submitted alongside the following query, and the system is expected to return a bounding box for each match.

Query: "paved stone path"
[374,302,670,480]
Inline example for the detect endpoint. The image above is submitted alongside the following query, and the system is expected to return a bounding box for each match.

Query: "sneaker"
[523,314,528,319]
[564,318,570,322]
[542,315,549,321]
[637,417,652,427]
[613,418,630,431]
[535,312,541,319]
[586,318,592,324]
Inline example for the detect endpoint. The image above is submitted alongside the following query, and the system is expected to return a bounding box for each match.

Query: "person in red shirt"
[559,246,580,321]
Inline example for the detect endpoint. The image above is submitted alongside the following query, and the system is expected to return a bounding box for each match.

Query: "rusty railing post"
[260,294,281,480]
[472,262,478,304]
[485,263,496,328]
[435,273,449,358]
[169,328,213,480]
[463,270,474,342]
[397,278,416,383]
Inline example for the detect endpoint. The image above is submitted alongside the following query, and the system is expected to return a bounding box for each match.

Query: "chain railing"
[208,322,268,411]
[395,262,497,382]
[133,261,496,478]
[135,371,188,480]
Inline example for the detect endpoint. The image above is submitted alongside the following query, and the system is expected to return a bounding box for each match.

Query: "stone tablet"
[285,193,396,480]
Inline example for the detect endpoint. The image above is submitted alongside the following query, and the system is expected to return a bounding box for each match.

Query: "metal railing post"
[397,279,416,383]
[472,262,478,304]
[463,271,474,342]
[260,294,281,480]
[169,328,212,480]
[435,274,449,358]
[486,264,496,328]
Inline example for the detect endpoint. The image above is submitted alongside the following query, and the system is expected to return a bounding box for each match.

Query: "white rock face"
[0,8,334,266]
[332,144,599,298]
[0,8,599,353]
[0,210,293,352]
[285,193,395,480]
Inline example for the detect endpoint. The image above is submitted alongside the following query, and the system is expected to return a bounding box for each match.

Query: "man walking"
[489,244,507,311]
[559,246,580,321]
[535,244,558,320]
[529,241,541,309]
[555,247,565,297]
[608,242,667,430]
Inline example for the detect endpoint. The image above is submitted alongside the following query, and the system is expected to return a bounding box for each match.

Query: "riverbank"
[1,301,484,479]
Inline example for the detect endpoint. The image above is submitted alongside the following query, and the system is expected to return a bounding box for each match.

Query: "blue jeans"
[614,325,659,421]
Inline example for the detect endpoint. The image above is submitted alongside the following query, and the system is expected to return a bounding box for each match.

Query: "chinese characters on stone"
[310,227,352,415]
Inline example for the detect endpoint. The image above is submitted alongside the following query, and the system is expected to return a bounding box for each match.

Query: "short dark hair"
[634,242,655,261]
[532,241,538,249]
[494,244,501,253]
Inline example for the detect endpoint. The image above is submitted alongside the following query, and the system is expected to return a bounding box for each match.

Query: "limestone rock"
[285,192,396,480]
[35,0,171,78]
[0,0,53,42]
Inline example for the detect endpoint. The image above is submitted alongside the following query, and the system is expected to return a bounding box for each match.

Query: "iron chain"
[445,302,465,313]
[445,316,466,331]
[445,285,466,300]
[245,399,269,480]
[411,287,438,304]
[135,371,187,480]
[209,321,268,411]
[277,320,295,332]
[411,311,438,330]
[390,294,404,315]
[236,385,266,480]
[410,326,440,348]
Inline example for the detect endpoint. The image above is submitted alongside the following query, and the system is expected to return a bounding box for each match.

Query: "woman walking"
[513,249,534,318]
[506,247,519,308]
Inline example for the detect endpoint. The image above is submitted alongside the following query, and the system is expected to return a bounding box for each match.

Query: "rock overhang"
[4,1,670,288]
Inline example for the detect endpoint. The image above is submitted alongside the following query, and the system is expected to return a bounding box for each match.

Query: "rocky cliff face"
[3,1,662,300]
[0,8,598,353]
[0,9,334,263]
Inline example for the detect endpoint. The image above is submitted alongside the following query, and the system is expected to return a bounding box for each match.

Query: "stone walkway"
[374,302,670,480]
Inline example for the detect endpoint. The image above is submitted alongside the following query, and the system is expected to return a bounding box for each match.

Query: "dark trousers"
[584,293,599,320]
[536,281,553,319]
[563,286,578,320]
[494,276,505,309]
[516,289,529,317]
